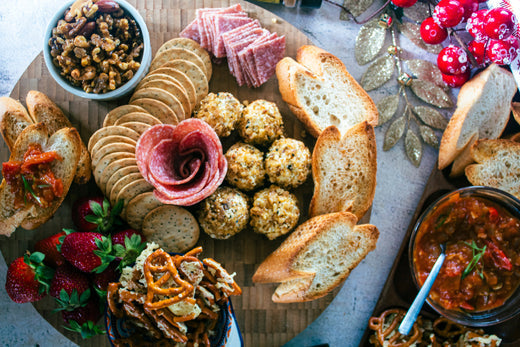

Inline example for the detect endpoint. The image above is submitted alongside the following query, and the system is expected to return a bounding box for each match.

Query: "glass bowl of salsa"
[409,186,520,327]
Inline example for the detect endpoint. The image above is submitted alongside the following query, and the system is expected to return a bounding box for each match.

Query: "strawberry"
[62,296,105,339]
[91,260,120,293]
[61,231,115,273]
[5,252,54,303]
[72,196,123,233]
[49,263,90,301]
[34,231,67,268]
[111,229,147,270]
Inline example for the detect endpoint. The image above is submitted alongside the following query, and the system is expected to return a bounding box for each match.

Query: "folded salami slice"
[135,119,227,206]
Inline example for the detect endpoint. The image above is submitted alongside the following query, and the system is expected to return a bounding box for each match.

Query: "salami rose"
[135,119,227,206]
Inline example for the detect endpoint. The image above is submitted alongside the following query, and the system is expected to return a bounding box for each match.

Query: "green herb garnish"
[462,241,486,279]
[22,175,43,206]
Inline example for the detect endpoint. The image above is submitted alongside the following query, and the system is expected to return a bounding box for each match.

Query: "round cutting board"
[0,1,335,346]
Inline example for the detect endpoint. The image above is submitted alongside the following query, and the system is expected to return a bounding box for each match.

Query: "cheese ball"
[225,142,265,191]
[238,99,284,146]
[250,185,300,240]
[194,92,244,137]
[197,187,249,240]
[265,137,311,189]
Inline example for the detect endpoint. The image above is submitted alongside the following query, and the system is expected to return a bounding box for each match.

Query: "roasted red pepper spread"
[2,144,63,209]
[413,195,520,312]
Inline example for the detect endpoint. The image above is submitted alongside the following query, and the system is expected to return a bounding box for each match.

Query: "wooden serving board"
[0,1,345,346]
[358,116,520,346]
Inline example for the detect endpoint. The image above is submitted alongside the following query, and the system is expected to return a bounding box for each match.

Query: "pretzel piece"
[368,308,422,347]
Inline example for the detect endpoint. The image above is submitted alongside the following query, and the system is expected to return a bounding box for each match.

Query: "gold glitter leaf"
[377,94,400,126]
[361,55,395,91]
[340,0,375,20]
[413,106,448,129]
[403,2,431,23]
[384,115,406,151]
[406,59,447,90]
[405,129,423,167]
[419,125,440,149]
[410,79,454,109]
[355,20,387,65]
[398,22,443,54]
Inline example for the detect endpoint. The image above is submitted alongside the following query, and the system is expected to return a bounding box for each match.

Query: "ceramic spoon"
[398,243,446,336]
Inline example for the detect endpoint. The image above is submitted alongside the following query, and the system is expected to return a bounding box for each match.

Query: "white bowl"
[43,0,151,101]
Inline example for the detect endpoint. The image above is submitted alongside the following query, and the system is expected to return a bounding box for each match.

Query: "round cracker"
[116,179,154,215]
[104,105,149,127]
[117,121,152,135]
[109,172,145,206]
[159,60,208,104]
[150,47,206,78]
[138,79,192,116]
[125,192,163,230]
[145,69,197,110]
[130,98,179,125]
[98,158,138,194]
[105,165,140,197]
[156,37,212,79]
[130,87,186,121]
[93,152,135,185]
[90,135,137,157]
[91,142,136,168]
[88,126,140,152]
[142,205,200,253]
[113,112,162,127]
[136,73,184,92]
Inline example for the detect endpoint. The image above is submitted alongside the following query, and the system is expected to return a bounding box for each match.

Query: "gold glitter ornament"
[378,13,393,29]
[361,55,395,91]
[397,73,413,86]
[387,45,400,56]
[412,106,448,130]
[419,125,440,149]
[405,129,422,167]
[355,19,387,65]
[410,79,454,109]
[383,115,406,151]
[398,22,443,54]
[406,59,447,90]
[376,94,400,126]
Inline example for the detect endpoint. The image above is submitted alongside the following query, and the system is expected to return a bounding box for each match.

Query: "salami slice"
[179,18,200,43]
[135,119,227,206]
[254,35,286,86]
[212,15,254,58]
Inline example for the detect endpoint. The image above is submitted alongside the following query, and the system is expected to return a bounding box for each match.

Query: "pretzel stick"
[368,308,421,347]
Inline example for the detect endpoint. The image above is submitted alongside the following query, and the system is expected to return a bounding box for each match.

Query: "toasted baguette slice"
[252,211,379,303]
[0,97,34,152]
[309,122,376,220]
[465,139,520,199]
[25,91,91,184]
[438,64,516,170]
[0,123,81,235]
[276,45,378,138]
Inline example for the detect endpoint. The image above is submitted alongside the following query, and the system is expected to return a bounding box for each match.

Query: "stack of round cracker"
[86,38,211,253]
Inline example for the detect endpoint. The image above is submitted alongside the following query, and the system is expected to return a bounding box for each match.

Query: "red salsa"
[413,194,520,312]
[2,144,63,209]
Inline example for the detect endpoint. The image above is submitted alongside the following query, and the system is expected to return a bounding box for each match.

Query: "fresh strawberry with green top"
[34,231,67,268]
[60,231,115,273]
[111,229,147,270]
[49,263,90,301]
[5,251,54,303]
[91,260,120,293]
[62,294,105,339]
[72,197,123,233]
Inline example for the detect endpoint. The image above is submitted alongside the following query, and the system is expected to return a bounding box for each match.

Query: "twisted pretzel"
[368,308,422,347]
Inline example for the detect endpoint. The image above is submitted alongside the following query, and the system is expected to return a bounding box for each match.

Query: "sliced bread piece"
[0,97,34,152]
[0,123,81,234]
[465,139,520,199]
[438,64,516,171]
[309,122,377,220]
[276,45,378,138]
[25,91,91,185]
[252,211,379,303]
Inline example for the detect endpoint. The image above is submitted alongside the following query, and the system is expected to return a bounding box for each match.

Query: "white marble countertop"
[0,1,441,346]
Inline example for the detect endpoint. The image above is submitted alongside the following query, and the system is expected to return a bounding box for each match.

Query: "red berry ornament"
[391,0,418,8]
[486,37,520,65]
[467,40,487,65]
[466,10,489,41]
[484,8,517,40]
[458,0,479,22]
[442,70,471,88]
[420,17,448,44]
[433,0,464,28]
[437,45,470,75]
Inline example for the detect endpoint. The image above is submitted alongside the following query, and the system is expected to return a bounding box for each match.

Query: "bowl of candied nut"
[44,0,151,100]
